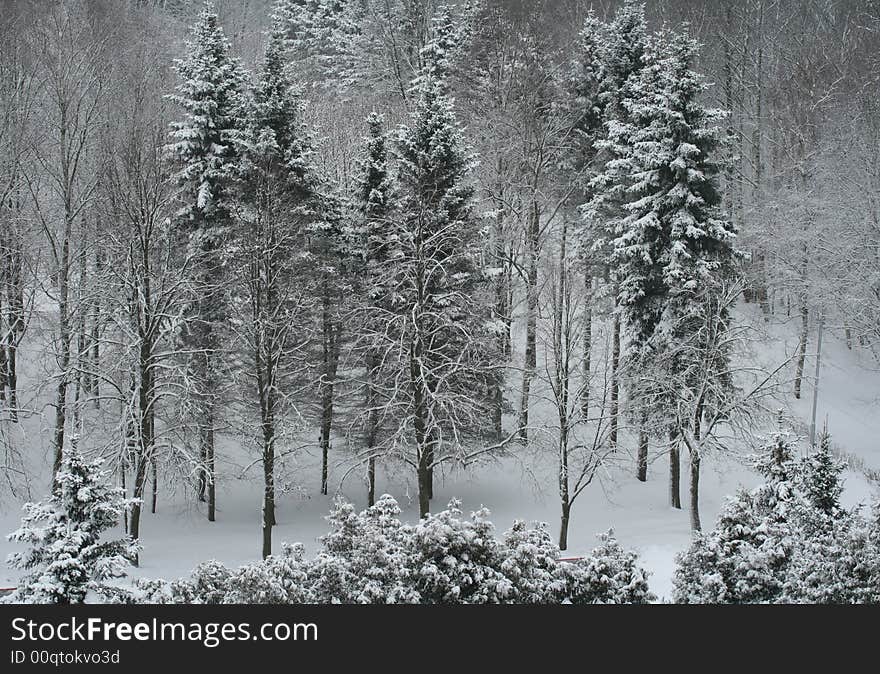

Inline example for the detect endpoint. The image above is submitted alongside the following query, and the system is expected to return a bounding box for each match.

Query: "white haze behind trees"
[1,0,880,603]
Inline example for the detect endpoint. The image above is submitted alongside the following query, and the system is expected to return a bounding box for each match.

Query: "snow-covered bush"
[225,544,312,604]
[106,496,654,604]
[674,427,880,604]
[309,495,418,604]
[562,531,654,604]
[405,500,514,604]
[500,521,567,603]
[3,444,138,604]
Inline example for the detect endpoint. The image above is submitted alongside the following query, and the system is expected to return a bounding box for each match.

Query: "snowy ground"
[1,302,878,602]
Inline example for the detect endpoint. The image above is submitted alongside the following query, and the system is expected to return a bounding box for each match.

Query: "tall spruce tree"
[564,11,606,422]
[233,12,320,558]
[353,111,396,506]
[377,11,496,518]
[582,0,649,456]
[588,24,737,516]
[166,2,246,523]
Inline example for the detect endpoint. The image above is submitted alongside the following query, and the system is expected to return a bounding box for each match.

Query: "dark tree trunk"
[491,183,508,438]
[637,429,648,482]
[52,232,72,487]
[794,299,808,400]
[417,457,430,519]
[90,255,101,407]
[669,431,681,510]
[412,336,431,518]
[365,352,380,507]
[491,371,503,439]
[129,453,148,567]
[689,396,705,531]
[689,452,701,531]
[426,429,436,501]
[207,419,215,522]
[610,311,620,447]
[6,331,18,421]
[150,456,157,514]
[120,459,128,534]
[518,202,540,440]
[581,274,593,419]
[368,456,376,507]
[261,388,275,559]
[197,427,207,503]
[319,296,339,496]
[559,501,571,552]
[6,197,22,421]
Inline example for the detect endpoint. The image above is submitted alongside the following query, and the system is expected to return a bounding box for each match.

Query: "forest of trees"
[1,0,879,576]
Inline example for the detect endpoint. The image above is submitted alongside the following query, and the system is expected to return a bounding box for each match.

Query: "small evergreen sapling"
[5,444,138,604]
[798,429,845,518]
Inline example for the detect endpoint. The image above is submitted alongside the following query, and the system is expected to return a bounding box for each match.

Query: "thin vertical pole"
[809,312,824,448]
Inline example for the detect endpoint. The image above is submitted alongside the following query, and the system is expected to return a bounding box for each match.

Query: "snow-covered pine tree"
[308,188,347,501]
[379,10,498,518]
[589,24,737,518]
[166,1,247,524]
[565,11,605,178]
[274,0,364,89]
[5,443,138,603]
[797,428,845,518]
[233,10,321,559]
[582,0,649,455]
[674,421,880,604]
[562,10,615,424]
[351,111,396,506]
[647,30,737,528]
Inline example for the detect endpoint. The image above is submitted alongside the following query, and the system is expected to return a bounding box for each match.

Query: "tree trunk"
[6,317,18,421]
[518,202,540,440]
[491,371,503,439]
[368,456,376,507]
[72,234,88,422]
[417,459,430,519]
[491,181,508,438]
[197,423,207,503]
[689,396,705,531]
[669,431,681,510]
[261,397,275,559]
[120,459,128,534]
[207,415,215,522]
[559,500,570,552]
[689,451,701,531]
[426,429,436,501]
[319,296,339,496]
[150,457,158,514]
[7,189,23,421]
[52,229,72,486]
[637,429,648,482]
[411,318,431,518]
[610,310,620,447]
[129,453,149,567]
[262,500,272,560]
[794,300,808,400]
[365,352,379,507]
[581,274,592,418]
[0,287,7,405]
